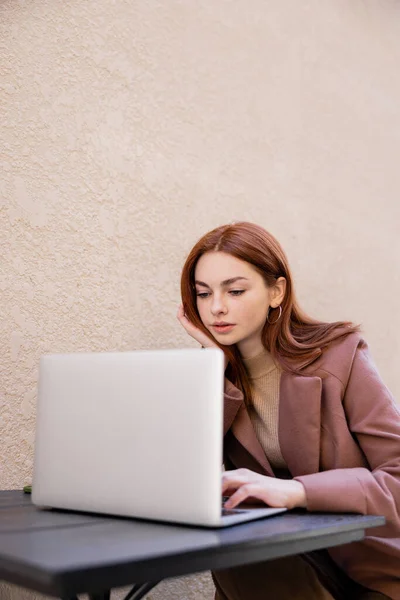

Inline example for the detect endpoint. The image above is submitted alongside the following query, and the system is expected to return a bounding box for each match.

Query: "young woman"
[177,222,400,600]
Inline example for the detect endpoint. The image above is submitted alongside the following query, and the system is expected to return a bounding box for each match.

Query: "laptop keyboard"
[221,497,247,516]
[221,507,247,516]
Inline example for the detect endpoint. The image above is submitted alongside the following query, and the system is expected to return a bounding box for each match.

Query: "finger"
[224,484,258,509]
[177,312,214,347]
[222,469,250,486]
[177,305,186,320]
[177,308,193,331]
[177,308,197,331]
[222,472,249,494]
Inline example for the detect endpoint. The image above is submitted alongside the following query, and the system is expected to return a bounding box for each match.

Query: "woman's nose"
[211,296,227,315]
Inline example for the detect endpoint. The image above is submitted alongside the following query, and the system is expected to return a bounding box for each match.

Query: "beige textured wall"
[1,1,400,598]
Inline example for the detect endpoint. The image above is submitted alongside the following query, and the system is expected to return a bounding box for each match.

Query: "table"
[0,491,385,600]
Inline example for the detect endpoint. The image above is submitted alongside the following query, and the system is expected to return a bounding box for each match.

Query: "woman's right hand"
[177,305,229,371]
[177,305,218,348]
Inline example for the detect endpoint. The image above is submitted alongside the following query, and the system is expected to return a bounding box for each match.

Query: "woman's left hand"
[222,468,307,510]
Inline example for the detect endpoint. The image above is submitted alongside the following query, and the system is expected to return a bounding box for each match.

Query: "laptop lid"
[32,348,225,526]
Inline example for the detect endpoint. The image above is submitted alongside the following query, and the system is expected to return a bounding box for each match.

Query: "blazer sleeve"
[294,340,400,535]
[223,378,243,435]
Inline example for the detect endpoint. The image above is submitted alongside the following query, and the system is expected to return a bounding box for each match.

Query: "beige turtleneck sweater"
[242,348,288,471]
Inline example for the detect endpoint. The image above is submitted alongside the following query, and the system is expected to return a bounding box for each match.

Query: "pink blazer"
[223,333,400,599]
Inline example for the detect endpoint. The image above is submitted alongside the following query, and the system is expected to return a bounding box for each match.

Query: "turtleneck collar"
[242,347,278,379]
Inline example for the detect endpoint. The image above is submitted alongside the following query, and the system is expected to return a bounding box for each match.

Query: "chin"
[207,328,241,346]
[215,335,241,347]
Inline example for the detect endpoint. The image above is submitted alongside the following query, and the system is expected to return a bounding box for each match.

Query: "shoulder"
[307,331,368,387]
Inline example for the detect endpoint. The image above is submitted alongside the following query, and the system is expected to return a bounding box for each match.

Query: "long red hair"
[180,222,359,403]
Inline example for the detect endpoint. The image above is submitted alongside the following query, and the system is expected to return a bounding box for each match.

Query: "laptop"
[32,348,287,527]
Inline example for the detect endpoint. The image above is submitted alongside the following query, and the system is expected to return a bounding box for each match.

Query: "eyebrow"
[194,277,249,289]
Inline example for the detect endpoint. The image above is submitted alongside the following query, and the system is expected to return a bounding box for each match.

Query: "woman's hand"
[177,305,218,349]
[222,468,307,510]
[177,305,229,370]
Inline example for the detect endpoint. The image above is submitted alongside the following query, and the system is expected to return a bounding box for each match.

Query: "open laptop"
[32,348,287,528]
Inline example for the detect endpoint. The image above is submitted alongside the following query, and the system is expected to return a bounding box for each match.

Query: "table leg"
[123,581,160,600]
[62,581,159,600]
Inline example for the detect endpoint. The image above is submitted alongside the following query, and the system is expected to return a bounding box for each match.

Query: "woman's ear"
[270,277,286,307]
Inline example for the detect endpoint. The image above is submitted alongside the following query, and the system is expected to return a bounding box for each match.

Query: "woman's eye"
[196,290,245,298]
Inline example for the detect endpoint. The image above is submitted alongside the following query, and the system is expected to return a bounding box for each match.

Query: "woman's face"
[194,251,285,358]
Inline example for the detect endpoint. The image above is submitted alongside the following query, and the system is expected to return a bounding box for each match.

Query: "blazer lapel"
[279,372,322,476]
[231,403,274,476]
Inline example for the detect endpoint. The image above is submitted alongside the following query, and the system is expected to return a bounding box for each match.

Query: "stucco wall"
[1,1,399,598]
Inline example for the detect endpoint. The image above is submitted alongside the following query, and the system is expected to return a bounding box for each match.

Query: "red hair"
[180,222,359,403]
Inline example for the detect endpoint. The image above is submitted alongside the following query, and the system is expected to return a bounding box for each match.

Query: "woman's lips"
[212,324,235,334]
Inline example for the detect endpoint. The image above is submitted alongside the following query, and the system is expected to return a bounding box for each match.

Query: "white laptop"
[32,348,287,528]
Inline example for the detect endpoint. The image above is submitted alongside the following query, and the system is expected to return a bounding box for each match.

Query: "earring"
[267,305,282,324]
